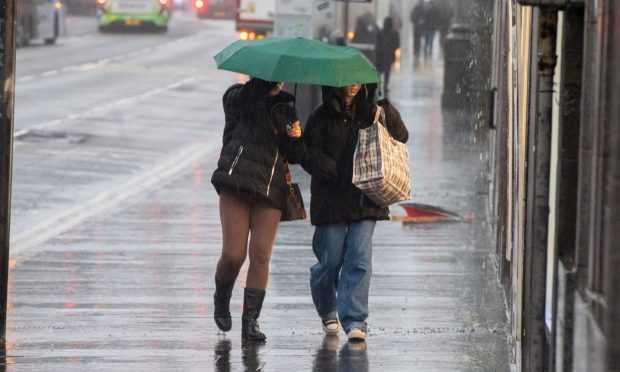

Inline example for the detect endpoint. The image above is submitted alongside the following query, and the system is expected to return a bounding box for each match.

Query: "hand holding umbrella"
[286,121,302,138]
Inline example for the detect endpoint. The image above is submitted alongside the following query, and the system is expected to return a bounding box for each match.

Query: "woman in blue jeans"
[302,83,408,341]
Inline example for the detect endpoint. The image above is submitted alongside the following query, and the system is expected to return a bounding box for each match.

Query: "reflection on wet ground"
[311,337,368,372]
[212,336,369,372]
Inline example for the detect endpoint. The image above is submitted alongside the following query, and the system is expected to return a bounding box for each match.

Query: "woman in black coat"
[302,83,408,341]
[210,78,303,342]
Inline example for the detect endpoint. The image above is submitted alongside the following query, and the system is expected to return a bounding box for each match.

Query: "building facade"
[487,1,620,371]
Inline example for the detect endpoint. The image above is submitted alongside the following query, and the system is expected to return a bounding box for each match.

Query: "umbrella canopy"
[213,37,381,87]
[391,203,476,223]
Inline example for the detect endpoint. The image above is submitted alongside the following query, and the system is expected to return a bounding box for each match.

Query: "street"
[7,10,510,371]
[12,12,236,251]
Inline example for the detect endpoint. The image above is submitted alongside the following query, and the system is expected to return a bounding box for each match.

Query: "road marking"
[41,70,60,77]
[15,31,210,85]
[60,65,80,73]
[10,139,219,259]
[17,75,36,83]
[14,76,199,137]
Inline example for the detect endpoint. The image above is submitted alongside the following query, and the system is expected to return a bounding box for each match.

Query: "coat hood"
[224,78,295,105]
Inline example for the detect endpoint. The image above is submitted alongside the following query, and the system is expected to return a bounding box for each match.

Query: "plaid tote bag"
[352,107,411,207]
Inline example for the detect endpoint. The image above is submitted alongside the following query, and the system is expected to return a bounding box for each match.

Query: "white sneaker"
[347,328,366,341]
[322,319,340,336]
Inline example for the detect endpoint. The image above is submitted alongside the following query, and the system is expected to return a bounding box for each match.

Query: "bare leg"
[246,200,281,289]
[215,190,251,283]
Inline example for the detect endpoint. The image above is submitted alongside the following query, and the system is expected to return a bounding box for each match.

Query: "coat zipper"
[266,152,278,196]
[228,145,244,175]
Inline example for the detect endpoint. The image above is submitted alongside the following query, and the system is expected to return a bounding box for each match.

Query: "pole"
[523,9,557,371]
[343,0,349,41]
[0,0,16,341]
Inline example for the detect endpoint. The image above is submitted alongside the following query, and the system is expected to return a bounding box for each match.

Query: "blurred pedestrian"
[352,11,378,44]
[410,0,425,62]
[422,0,440,61]
[374,16,400,98]
[437,0,454,55]
[301,83,408,341]
[211,78,304,342]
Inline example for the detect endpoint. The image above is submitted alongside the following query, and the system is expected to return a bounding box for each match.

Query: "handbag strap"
[284,161,292,183]
[373,105,382,124]
[373,106,385,126]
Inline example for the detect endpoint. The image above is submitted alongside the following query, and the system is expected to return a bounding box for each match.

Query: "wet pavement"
[7,33,511,371]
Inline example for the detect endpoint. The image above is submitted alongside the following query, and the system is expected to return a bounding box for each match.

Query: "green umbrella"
[213,37,381,87]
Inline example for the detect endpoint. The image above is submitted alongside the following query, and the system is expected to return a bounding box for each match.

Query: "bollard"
[441,24,475,110]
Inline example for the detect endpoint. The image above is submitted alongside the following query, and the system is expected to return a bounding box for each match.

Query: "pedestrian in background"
[437,0,454,55]
[210,77,304,342]
[410,0,425,62]
[422,1,440,61]
[301,83,408,341]
[374,16,400,98]
[352,11,379,45]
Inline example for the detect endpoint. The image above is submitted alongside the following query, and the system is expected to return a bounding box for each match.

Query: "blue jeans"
[309,220,376,333]
[424,30,435,58]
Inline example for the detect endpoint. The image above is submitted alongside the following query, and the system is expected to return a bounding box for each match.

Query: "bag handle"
[284,161,292,183]
[373,105,386,127]
[373,106,382,124]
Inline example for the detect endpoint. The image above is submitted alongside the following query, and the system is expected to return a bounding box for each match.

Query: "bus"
[16,0,66,47]
[236,0,275,39]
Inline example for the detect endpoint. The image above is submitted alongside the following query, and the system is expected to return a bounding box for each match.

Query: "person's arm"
[282,126,305,164]
[301,110,339,178]
[378,100,409,143]
[222,84,242,114]
[271,103,305,164]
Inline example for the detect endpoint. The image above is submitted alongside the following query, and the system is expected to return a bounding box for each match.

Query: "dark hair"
[271,103,298,128]
[249,77,280,93]
[383,16,394,30]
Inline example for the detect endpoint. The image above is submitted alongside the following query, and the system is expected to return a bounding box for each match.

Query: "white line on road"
[17,75,36,83]
[60,66,80,73]
[10,139,219,259]
[41,70,60,77]
[15,31,210,87]
[13,76,199,137]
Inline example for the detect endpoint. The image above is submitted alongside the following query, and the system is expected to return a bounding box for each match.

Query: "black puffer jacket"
[301,84,409,226]
[211,78,304,210]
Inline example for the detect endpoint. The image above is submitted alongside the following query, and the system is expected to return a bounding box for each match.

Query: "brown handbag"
[280,165,307,222]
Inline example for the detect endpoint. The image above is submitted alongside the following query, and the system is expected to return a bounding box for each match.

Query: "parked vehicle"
[235,0,275,39]
[16,0,66,47]
[194,0,236,19]
[97,0,172,33]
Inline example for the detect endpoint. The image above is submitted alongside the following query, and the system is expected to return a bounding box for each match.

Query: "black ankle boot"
[213,277,235,332]
[242,288,266,342]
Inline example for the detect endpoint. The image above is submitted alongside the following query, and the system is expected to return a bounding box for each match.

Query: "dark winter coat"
[301,84,409,226]
[211,78,304,210]
[375,17,400,72]
[410,3,424,30]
